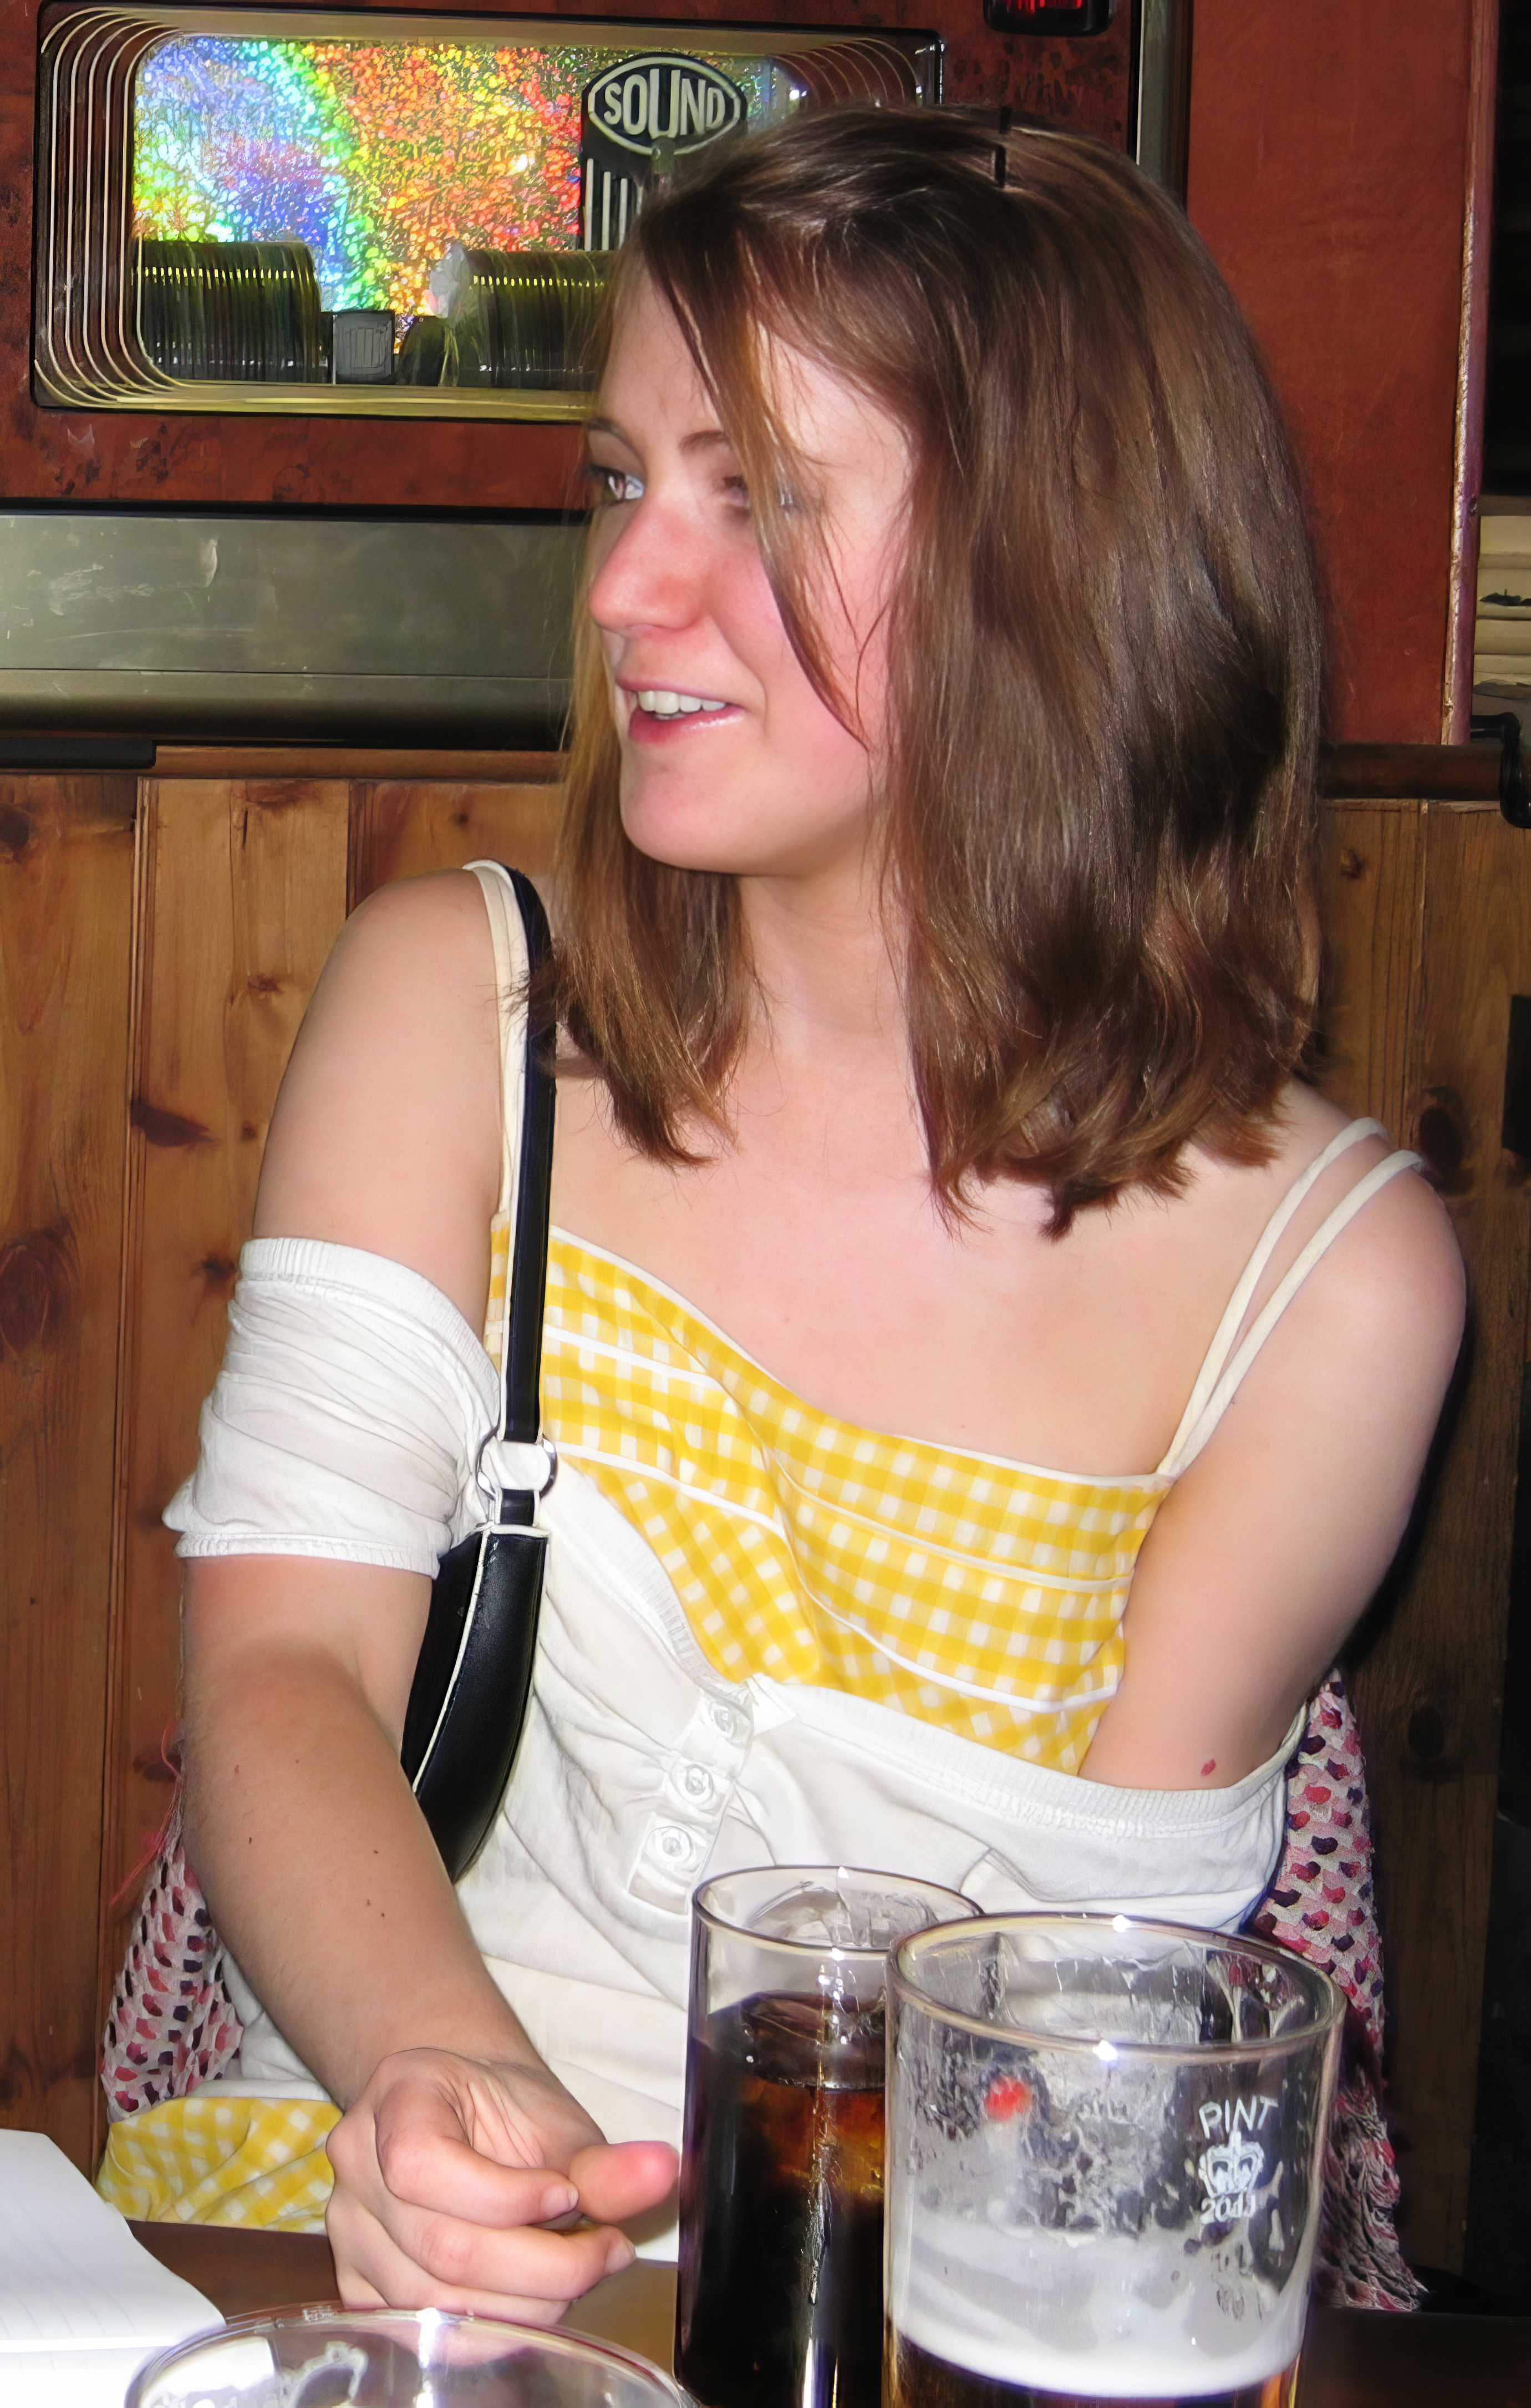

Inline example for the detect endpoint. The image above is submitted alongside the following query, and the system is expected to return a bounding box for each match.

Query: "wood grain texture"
[1343,807,1530,2271]
[156,749,564,785]
[1188,4,1476,743]
[1313,797,1531,2270]
[1315,801,1426,1128]
[0,1,1126,512]
[348,780,564,906]
[0,775,136,2167]
[96,780,350,2141]
[1323,745,1501,804]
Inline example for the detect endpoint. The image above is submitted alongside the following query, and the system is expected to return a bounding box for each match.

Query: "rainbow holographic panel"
[131,36,780,322]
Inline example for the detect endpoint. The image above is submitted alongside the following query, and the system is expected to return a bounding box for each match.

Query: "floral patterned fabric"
[1245,1670,1423,2312]
[101,1820,243,2119]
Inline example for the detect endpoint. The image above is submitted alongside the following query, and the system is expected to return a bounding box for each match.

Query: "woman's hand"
[327,2047,679,2318]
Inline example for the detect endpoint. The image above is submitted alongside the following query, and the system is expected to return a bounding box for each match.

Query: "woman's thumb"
[567,2138,679,2223]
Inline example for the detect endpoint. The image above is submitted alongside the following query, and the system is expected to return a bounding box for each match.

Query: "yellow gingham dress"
[96,2094,340,2231]
[98,1228,1163,2233]
[530,1228,1162,1772]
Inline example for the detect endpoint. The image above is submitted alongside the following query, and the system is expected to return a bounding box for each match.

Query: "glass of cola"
[884,1915,1344,2408]
[675,1863,978,2408]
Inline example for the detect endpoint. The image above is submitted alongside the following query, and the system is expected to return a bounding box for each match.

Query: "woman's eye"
[724,474,794,515]
[587,463,643,505]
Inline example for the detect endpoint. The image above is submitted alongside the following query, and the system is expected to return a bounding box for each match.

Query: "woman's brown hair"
[553,106,1323,1229]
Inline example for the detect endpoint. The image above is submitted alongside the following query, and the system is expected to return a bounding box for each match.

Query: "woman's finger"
[332,2181,633,2313]
[568,2138,679,2224]
[328,2242,388,2312]
[332,2192,562,2320]
[374,2109,581,2227]
[333,2064,581,2228]
[386,2194,635,2299]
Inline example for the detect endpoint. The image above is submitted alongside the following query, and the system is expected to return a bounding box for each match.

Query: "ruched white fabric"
[169,1238,500,1571]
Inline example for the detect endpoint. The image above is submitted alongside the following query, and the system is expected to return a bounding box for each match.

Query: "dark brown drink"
[675,1990,886,2408]
[884,2324,1300,2408]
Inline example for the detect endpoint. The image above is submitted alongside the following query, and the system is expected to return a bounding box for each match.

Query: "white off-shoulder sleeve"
[164,1236,500,1573]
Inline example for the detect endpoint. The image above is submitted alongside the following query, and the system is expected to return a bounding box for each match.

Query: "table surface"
[130,2226,1531,2407]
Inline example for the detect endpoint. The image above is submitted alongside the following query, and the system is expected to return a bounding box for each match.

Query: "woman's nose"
[588,496,705,637]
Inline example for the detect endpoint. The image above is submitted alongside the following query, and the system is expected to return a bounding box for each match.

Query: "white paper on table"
[0,2131,222,2404]
[1,2345,183,2408]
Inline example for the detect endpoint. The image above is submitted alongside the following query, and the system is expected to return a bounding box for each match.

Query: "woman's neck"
[737,854,906,1075]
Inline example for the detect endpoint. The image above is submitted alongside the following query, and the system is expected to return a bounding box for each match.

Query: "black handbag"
[399,867,558,1883]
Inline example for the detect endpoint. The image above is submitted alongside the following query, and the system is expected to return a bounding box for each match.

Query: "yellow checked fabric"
[96,1213,1168,2237]
[96,2096,339,2231]
[493,1223,1171,1772]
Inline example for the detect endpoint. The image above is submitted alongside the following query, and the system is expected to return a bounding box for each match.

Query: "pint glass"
[885,1915,1344,2408]
[676,1865,976,2408]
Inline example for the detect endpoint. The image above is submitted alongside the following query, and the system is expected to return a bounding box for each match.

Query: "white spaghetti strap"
[466,858,531,1374]
[1156,1117,1391,1473]
[1158,1141,1421,1477]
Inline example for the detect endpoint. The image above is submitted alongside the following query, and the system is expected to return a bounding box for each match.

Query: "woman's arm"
[182,871,675,2312]
[1079,1160,1465,1791]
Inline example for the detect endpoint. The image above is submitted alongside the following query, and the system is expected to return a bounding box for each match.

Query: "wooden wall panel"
[1332,802,1528,2272]
[1383,802,1531,2270]
[348,779,563,906]
[0,775,136,2166]
[1187,5,1478,744]
[96,780,351,2126]
[1315,800,1426,1130]
[1312,795,1531,2272]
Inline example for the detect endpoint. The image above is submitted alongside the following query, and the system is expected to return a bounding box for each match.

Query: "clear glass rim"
[890,1909,1345,2060]
[693,1861,978,1958]
[126,2305,688,2407]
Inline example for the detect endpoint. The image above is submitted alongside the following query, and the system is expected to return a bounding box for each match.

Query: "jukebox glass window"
[34,8,937,417]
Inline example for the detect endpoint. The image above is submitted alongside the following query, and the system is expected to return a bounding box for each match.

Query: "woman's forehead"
[599,273,907,493]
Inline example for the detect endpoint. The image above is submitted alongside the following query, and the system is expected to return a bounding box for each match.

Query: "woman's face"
[585,274,909,885]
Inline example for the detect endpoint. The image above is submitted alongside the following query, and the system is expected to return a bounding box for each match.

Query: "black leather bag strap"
[400,866,557,1879]
[494,867,557,1473]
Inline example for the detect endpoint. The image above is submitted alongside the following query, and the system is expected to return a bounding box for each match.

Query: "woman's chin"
[619,822,756,875]
[618,768,876,885]
[617,784,756,875]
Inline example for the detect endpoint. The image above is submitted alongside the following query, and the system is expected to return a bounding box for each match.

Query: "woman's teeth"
[634,690,727,718]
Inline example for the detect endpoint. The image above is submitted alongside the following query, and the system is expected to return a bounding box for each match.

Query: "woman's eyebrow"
[586,415,731,455]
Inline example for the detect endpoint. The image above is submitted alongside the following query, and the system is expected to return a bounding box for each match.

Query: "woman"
[109,110,1462,2312]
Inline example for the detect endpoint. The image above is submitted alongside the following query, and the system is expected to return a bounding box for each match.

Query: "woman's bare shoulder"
[1266,1082,1464,1354]
[1162,1081,1464,1442]
[1082,1089,1464,1787]
[253,869,504,1327]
